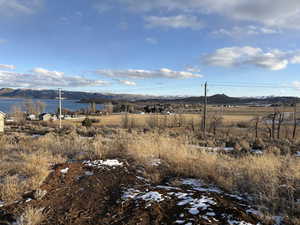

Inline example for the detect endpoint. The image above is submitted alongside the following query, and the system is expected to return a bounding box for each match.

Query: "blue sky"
[1,0,300,97]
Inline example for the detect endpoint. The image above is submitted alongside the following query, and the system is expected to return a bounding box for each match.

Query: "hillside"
[0,88,299,105]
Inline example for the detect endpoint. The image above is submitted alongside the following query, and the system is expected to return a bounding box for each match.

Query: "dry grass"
[123,132,300,218]
[18,206,45,225]
[1,126,299,221]
[53,113,254,127]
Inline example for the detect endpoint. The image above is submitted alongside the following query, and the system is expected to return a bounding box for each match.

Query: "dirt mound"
[0,159,269,225]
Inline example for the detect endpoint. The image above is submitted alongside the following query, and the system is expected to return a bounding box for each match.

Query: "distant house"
[39,113,52,121]
[0,111,6,132]
[27,114,37,121]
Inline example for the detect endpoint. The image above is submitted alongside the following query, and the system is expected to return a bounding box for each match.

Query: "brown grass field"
[55,113,255,127]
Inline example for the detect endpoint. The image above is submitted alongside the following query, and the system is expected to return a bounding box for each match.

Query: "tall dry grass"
[124,132,300,218]
[18,206,45,225]
[1,127,299,221]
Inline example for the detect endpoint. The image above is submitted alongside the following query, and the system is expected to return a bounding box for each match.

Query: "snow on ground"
[181,178,222,194]
[176,194,216,215]
[83,159,123,169]
[137,191,165,202]
[60,168,69,174]
[228,219,253,225]
[149,158,162,167]
[84,171,94,176]
[296,151,300,157]
[250,149,263,154]
[121,177,262,224]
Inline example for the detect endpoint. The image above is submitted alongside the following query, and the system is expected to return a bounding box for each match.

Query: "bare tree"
[277,112,284,139]
[90,102,96,113]
[209,112,223,136]
[36,101,46,115]
[252,115,262,139]
[10,105,25,123]
[293,103,298,139]
[104,102,113,114]
[23,99,36,115]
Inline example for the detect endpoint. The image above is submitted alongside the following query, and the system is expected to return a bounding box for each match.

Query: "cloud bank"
[0,67,108,88]
[203,46,300,71]
[95,68,203,79]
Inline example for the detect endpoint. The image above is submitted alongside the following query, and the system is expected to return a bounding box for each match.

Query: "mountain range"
[0,88,299,105]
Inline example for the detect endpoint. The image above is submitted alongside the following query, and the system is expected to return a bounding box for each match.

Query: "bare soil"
[0,159,270,225]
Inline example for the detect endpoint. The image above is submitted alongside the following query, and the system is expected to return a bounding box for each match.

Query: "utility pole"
[203,82,208,137]
[58,88,62,129]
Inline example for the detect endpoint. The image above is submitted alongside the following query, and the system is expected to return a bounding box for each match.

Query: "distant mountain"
[0,88,169,101]
[0,88,299,105]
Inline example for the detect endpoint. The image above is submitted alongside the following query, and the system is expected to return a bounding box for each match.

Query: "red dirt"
[0,159,271,225]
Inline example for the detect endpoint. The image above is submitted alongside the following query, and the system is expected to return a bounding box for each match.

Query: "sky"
[1,0,300,97]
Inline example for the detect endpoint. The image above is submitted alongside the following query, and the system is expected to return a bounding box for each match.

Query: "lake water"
[0,98,101,113]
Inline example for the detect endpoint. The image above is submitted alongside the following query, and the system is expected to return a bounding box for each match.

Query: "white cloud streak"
[212,26,281,37]
[0,67,108,88]
[202,46,300,71]
[145,15,204,30]
[95,68,203,79]
[99,0,300,30]
[0,0,43,16]
[118,80,137,86]
[0,64,16,70]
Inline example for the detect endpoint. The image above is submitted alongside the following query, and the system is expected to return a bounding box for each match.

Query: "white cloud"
[0,64,16,70]
[292,81,300,90]
[212,26,281,37]
[145,37,158,44]
[119,80,137,86]
[145,15,204,30]
[0,67,108,88]
[203,46,294,71]
[102,0,300,30]
[185,66,201,73]
[95,68,203,79]
[0,0,43,16]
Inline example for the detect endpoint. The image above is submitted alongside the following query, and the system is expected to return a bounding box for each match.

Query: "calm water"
[0,98,101,113]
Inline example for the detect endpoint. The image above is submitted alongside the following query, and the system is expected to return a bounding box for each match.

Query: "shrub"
[82,118,93,127]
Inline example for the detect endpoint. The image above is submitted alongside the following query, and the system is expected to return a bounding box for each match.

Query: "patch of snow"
[251,149,263,154]
[181,178,203,187]
[137,191,164,202]
[228,219,253,225]
[150,158,162,166]
[246,209,262,216]
[83,159,123,168]
[156,185,181,191]
[122,188,141,200]
[226,194,245,201]
[60,168,69,174]
[84,171,94,176]
[176,195,216,215]
[181,178,222,194]
[206,212,216,216]
[202,215,211,222]
[0,201,4,207]
[194,186,222,194]
[295,151,300,157]
[122,189,165,203]
[273,216,283,225]
[175,220,185,224]
[25,198,32,202]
